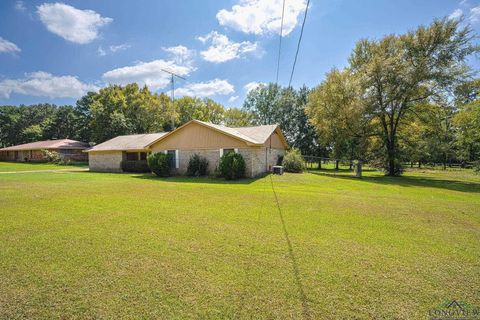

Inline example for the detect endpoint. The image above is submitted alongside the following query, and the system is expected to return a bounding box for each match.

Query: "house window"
[167,150,176,168]
[126,152,138,161]
[220,148,237,157]
[139,152,147,160]
[59,149,73,155]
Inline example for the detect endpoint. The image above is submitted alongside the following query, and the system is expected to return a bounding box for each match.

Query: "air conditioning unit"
[272,165,284,175]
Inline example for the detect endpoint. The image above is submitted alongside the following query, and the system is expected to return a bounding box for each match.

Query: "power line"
[288,0,310,88]
[275,0,286,85]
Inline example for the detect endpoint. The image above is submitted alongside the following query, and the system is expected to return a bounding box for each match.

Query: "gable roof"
[86,133,167,152]
[146,120,288,148]
[0,139,89,151]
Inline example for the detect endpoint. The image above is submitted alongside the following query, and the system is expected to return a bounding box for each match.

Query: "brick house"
[0,139,90,162]
[86,120,288,177]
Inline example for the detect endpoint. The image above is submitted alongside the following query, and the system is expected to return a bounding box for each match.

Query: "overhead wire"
[288,0,311,88]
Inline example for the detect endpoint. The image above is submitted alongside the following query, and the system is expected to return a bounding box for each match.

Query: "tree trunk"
[318,159,321,169]
[349,160,353,171]
[335,160,339,171]
[410,161,413,168]
[386,141,396,176]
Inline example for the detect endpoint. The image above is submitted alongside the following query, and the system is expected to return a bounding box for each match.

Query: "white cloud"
[0,37,21,53]
[162,45,195,65]
[0,71,98,99]
[98,43,130,56]
[197,31,258,63]
[470,5,480,23]
[97,46,106,56]
[228,95,239,103]
[448,8,463,20]
[217,0,307,36]
[37,3,112,44]
[244,81,265,93]
[176,79,234,97]
[102,59,194,90]
[109,43,130,52]
[15,1,26,11]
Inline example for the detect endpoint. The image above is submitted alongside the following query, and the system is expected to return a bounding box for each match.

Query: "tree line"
[1,19,479,175]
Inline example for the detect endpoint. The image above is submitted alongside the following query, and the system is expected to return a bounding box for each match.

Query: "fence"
[301,155,475,172]
[401,161,474,170]
[302,156,355,171]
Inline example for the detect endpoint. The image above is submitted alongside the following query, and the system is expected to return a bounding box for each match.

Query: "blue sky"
[0,0,479,108]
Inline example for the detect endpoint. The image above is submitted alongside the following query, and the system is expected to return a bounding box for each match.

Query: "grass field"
[0,162,479,319]
[0,161,87,172]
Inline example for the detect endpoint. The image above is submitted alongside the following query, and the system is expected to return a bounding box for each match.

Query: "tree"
[243,83,322,155]
[307,69,370,163]
[42,105,82,140]
[243,83,280,125]
[308,19,478,175]
[176,97,225,126]
[453,79,480,162]
[223,108,253,127]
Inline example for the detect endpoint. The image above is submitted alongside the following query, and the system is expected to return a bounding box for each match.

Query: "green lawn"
[0,161,87,172]
[0,165,479,319]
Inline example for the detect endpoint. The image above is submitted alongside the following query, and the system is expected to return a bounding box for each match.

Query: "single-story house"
[86,120,288,177]
[86,133,167,172]
[0,139,90,162]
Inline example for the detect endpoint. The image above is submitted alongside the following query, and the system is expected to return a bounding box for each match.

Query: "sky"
[0,0,479,108]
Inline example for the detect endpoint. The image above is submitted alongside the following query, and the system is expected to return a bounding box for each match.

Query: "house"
[86,120,288,177]
[0,139,90,162]
[86,133,167,172]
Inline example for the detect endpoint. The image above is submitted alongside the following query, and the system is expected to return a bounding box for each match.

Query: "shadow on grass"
[308,168,480,193]
[270,175,312,319]
[130,172,263,185]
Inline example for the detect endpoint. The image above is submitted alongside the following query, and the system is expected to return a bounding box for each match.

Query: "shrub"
[186,154,209,176]
[42,149,61,164]
[282,149,305,173]
[219,152,246,180]
[473,160,480,174]
[147,152,172,177]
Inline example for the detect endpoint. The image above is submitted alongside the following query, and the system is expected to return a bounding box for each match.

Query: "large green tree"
[453,79,480,162]
[243,83,322,155]
[308,19,478,175]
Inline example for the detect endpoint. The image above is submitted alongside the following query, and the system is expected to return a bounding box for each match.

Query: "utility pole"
[161,69,185,130]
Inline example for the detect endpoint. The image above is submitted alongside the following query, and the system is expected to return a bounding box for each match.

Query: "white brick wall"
[172,147,284,178]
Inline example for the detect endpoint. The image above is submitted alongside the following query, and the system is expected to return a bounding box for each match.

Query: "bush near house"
[42,150,61,164]
[219,152,246,180]
[186,154,209,176]
[282,149,305,173]
[147,152,172,177]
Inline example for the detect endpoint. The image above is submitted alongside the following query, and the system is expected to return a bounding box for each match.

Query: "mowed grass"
[0,161,87,172]
[0,165,479,319]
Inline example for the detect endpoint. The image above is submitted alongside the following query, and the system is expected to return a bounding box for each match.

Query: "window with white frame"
[220,148,238,157]
[166,150,179,169]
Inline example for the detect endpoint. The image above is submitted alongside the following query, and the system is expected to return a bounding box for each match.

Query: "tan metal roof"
[86,133,167,152]
[0,139,89,151]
